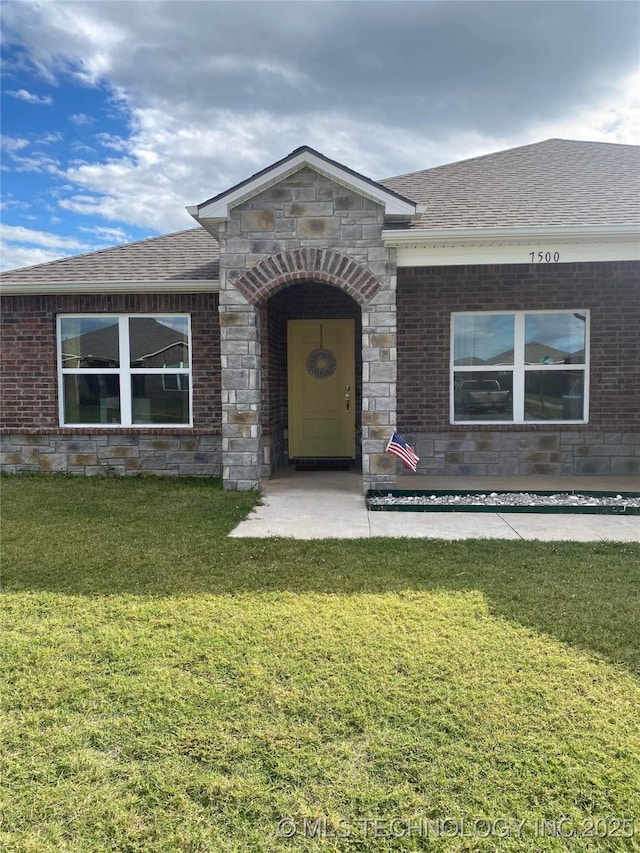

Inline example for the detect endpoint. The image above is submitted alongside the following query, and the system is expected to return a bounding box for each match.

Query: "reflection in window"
[524,313,586,365]
[129,317,190,368]
[60,317,120,367]
[524,371,584,421]
[63,375,121,424]
[131,374,190,424]
[451,311,588,424]
[58,315,191,427]
[453,314,514,365]
[453,371,513,421]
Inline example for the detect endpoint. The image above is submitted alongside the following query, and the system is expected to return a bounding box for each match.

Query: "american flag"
[386,431,420,472]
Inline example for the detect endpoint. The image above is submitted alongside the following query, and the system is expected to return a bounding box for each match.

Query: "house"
[1,139,639,491]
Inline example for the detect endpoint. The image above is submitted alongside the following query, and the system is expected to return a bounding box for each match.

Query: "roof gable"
[188,145,418,226]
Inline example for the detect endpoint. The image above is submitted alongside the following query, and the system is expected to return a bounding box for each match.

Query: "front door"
[288,319,355,458]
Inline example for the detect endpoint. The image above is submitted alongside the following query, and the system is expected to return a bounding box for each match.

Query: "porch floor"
[229,468,639,541]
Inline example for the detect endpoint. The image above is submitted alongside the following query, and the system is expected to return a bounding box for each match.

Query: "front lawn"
[1,475,639,852]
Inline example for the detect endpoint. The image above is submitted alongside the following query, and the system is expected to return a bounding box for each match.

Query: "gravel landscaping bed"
[367,491,640,514]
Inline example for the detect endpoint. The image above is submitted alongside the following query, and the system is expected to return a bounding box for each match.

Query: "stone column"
[218,282,262,491]
[361,259,397,492]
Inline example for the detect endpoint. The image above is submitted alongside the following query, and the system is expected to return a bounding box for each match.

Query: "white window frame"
[57,314,193,427]
[450,309,589,425]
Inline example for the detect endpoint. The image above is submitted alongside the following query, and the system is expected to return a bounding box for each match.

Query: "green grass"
[1,475,639,852]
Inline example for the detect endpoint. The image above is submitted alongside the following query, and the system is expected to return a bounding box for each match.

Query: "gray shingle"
[2,139,637,287]
[1,228,219,283]
[380,139,640,228]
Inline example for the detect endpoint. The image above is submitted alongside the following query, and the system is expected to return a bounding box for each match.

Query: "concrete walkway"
[229,470,640,541]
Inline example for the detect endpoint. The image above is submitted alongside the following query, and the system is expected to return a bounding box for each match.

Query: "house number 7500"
[529,251,560,263]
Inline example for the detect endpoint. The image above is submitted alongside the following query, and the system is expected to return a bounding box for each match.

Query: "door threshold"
[293,458,354,472]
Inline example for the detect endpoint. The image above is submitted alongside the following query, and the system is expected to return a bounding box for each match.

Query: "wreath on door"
[306,347,337,379]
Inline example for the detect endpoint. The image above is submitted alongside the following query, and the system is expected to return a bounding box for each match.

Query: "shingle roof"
[2,139,637,286]
[380,139,640,228]
[1,227,219,283]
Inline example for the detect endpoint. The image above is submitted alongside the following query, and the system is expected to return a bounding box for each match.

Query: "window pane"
[454,371,513,420]
[524,313,586,364]
[129,317,190,368]
[453,314,514,365]
[60,317,119,367]
[524,371,584,421]
[63,375,121,424]
[131,374,190,424]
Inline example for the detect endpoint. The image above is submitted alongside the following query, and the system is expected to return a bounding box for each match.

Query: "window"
[58,315,192,426]
[451,311,588,424]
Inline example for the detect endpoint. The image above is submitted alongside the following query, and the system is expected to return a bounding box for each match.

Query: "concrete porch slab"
[229,469,640,541]
[229,470,370,539]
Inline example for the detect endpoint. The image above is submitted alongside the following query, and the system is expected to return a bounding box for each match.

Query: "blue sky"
[2,64,143,264]
[1,0,639,272]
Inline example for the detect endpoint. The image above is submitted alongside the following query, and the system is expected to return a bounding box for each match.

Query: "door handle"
[345,385,350,412]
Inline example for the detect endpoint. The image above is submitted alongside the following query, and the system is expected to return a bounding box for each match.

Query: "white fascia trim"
[0,280,220,296]
[192,151,417,220]
[383,223,640,245]
[384,224,640,266]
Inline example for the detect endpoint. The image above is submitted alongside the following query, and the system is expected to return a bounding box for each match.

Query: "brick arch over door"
[234,248,382,306]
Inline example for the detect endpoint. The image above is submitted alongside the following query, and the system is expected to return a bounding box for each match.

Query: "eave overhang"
[188,146,419,234]
[383,224,640,266]
[0,280,220,296]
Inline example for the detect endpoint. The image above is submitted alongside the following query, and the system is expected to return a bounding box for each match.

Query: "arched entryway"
[218,247,397,493]
[259,282,362,475]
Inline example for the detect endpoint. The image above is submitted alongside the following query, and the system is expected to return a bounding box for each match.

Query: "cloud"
[34,132,63,145]
[1,224,93,251]
[95,133,131,152]
[4,1,638,138]
[527,70,640,146]
[0,225,98,271]
[6,88,52,105]
[0,244,69,271]
[0,0,638,247]
[12,153,61,175]
[70,113,93,126]
[1,135,31,154]
[0,197,30,212]
[56,107,469,232]
[1,134,62,174]
[78,224,131,243]
[19,3,640,129]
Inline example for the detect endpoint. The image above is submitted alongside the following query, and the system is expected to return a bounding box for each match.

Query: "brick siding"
[3,262,638,479]
[397,261,640,475]
[1,292,221,432]
[1,292,222,475]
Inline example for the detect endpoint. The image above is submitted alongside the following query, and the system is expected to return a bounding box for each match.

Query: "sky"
[1,0,639,273]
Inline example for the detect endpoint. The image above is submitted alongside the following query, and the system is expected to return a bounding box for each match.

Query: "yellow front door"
[288,319,355,458]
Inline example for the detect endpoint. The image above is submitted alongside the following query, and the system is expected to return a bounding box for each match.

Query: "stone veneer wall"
[216,166,398,491]
[1,434,221,476]
[396,261,640,476]
[407,430,640,477]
